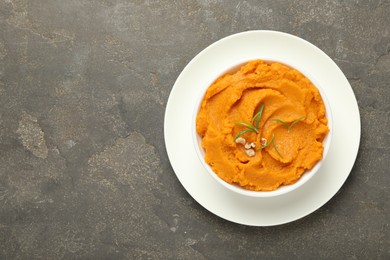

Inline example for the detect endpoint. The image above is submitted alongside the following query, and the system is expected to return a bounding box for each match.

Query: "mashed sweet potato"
[196,60,329,191]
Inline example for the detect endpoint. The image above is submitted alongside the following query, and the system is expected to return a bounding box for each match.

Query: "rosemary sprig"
[272,137,283,158]
[257,133,275,150]
[272,119,289,130]
[251,103,264,130]
[234,122,258,133]
[256,133,283,158]
[272,116,305,133]
[233,103,286,159]
[233,103,264,140]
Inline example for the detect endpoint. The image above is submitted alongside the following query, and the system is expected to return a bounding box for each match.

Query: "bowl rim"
[191,58,333,198]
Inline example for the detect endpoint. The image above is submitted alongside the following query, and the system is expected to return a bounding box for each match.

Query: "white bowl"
[192,59,333,198]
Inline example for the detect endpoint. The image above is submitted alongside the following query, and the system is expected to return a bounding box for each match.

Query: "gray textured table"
[0,1,389,259]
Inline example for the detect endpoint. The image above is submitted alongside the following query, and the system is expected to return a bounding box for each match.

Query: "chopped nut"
[235,137,246,145]
[261,137,267,146]
[250,142,256,148]
[244,143,252,149]
[245,148,255,157]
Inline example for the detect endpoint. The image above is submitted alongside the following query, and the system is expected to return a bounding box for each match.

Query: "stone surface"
[0,0,389,259]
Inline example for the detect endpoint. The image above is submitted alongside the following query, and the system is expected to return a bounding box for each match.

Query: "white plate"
[164,30,361,226]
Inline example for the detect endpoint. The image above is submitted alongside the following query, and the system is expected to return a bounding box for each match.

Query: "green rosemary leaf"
[234,128,255,141]
[257,133,275,150]
[288,116,305,132]
[272,119,289,130]
[252,103,265,130]
[272,138,283,158]
[272,116,305,133]
[235,122,258,133]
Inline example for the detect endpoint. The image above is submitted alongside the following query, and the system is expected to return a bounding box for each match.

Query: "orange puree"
[196,60,329,191]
